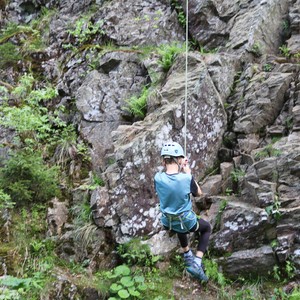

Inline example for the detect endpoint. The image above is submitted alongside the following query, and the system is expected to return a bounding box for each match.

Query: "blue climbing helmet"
[161,142,184,158]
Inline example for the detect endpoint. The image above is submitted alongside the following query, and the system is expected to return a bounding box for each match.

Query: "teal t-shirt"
[154,172,198,232]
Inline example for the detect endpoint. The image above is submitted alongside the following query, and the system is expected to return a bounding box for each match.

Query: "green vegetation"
[263,63,272,72]
[104,265,147,300]
[230,168,246,183]
[157,42,186,72]
[0,189,15,209]
[0,42,21,69]
[203,259,227,286]
[117,239,161,268]
[171,0,186,27]
[122,86,149,119]
[0,74,62,145]
[250,41,262,57]
[0,9,56,68]
[0,150,60,205]
[279,44,291,58]
[63,16,105,52]
[254,141,282,161]
[265,194,281,221]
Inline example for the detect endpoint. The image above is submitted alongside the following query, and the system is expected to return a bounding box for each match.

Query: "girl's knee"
[199,218,212,233]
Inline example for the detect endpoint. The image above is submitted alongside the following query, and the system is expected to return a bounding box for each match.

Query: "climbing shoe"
[183,250,194,268]
[186,263,208,282]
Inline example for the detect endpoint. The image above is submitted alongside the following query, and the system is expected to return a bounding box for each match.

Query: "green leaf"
[138,283,147,291]
[120,276,134,287]
[128,287,141,297]
[118,289,130,299]
[110,283,122,293]
[114,265,131,276]
[133,275,145,283]
[0,276,31,289]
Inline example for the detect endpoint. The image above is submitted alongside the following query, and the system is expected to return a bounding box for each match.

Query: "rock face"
[1,0,300,284]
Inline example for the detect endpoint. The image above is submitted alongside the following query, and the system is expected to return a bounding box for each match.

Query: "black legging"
[177,218,211,253]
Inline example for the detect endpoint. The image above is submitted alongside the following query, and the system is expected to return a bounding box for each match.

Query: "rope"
[184,0,189,155]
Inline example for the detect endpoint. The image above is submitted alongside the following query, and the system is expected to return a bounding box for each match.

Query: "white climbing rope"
[184,0,189,155]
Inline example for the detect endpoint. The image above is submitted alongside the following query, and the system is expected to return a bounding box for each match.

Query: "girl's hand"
[181,157,191,174]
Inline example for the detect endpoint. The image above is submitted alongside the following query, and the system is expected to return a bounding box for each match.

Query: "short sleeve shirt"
[154,172,198,215]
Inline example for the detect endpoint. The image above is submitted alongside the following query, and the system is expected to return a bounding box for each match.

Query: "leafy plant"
[171,0,186,27]
[0,150,60,205]
[250,42,262,57]
[285,260,296,279]
[0,21,47,59]
[105,265,147,299]
[164,254,184,278]
[0,42,21,68]
[263,63,272,72]
[254,138,282,161]
[157,42,186,72]
[289,287,300,300]
[122,86,149,119]
[66,16,105,50]
[203,259,227,286]
[271,265,282,281]
[0,74,63,145]
[279,44,291,58]
[230,168,246,183]
[282,20,289,31]
[265,195,281,221]
[117,238,161,268]
[0,189,15,209]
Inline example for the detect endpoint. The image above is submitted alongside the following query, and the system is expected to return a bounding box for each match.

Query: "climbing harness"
[161,210,199,233]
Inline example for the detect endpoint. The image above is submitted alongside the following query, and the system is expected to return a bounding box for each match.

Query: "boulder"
[220,245,276,278]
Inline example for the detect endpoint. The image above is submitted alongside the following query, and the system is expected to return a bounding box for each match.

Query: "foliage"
[0,150,60,205]
[265,195,281,221]
[0,189,15,209]
[79,172,105,191]
[263,63,272,72]
[230,168,246,183]
[0,20,47,62]
[285,260,296,279]
[203,259,227,286]
[0,74,64,146]
[64,16,105,51]
[49,124,77,167]
[103,265,147,299]
[279,44,291,58]
[250,42,262,57]
[122,86,149,119]
[117,238,161,268]
[269,260,296,284]
[0,42,21,68]
[254,140,282,161]
[171,0,186,27]
[157,42,186,72]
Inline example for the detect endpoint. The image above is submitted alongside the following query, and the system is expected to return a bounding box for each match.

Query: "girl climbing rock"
[154,142,211,282]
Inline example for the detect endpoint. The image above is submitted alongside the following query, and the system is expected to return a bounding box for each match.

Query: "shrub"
[122,86,149,119]
[0,189,15,209]
[0,150,60,205]
[0,42,21,68]
[157,42,186,72]
[117,238,161,268]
